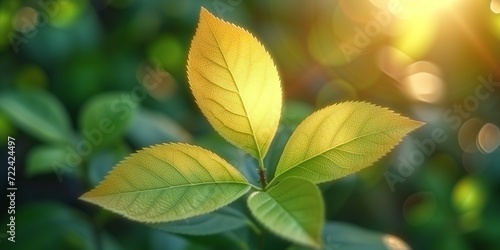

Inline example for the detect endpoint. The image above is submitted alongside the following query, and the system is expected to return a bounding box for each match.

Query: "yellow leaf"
[80,143,250,223]
[187,8,282,160]
[271,101,424,185]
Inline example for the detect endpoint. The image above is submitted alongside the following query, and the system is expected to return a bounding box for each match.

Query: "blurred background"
[1,0,500,249]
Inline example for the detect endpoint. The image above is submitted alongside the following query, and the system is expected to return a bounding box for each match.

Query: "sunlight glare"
[401,72,444,103]
[400,61,444,103]
[477,123,500,153]
[392,16,437,59]
[376,46,413,81]
[403,73,443,103]
[458,118,482,153]
[491,0,500,14]
[383,234,411,250]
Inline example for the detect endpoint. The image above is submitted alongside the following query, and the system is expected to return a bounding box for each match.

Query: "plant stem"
[258,157,267,189]
[250,184,262,191]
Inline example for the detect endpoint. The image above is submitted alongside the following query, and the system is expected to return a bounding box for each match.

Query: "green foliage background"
[1,0,500,249]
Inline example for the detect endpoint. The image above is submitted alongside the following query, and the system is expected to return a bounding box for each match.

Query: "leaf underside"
[151,206,252,235]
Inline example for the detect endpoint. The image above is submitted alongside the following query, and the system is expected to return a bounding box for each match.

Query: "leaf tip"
[200,6,209,15]
[407,118,425,132]
[78,192,91,202]
[199,6,214,22]
[415,120,426,127]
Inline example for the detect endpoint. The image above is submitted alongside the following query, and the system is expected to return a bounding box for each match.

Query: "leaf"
[187,8,282,160]
[78,92,137,149]
[0,89,73,144]
[287,222,411,250]
[150,229,207,250]
[247,177,324,248]
[151,206,256,235]
[153,229,251,250]
[80,143,251,223]
[272,101,423,185]
[26,145,68,177]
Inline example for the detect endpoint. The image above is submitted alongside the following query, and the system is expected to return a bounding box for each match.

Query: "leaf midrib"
[257,190,317,245]
[205,18,263,160]
[85,181,249,198]
[277,124,414,178]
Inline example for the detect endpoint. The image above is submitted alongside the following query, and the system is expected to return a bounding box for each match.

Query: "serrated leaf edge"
[270,101,424,187]
[186,7,283,160]
[248,177,323,249]
[79,142,251,223]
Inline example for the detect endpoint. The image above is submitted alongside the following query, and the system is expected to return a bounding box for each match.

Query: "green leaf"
[287,222,411,250]
[152,229,251,250]
[78,92,137,149]
[127,108,192,148]
[272,101,423,185]
[80,143,251,223]
[247,177,324,249]
[187,8,282,160]
[0,89,73,144]
[150,229,208,250]
[151,206,256,235]
[26,145,68,177]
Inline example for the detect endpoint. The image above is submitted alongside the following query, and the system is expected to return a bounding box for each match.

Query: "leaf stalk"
[258,157,267,189]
